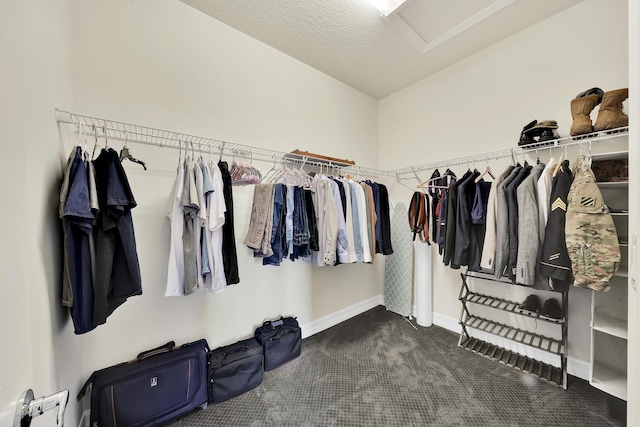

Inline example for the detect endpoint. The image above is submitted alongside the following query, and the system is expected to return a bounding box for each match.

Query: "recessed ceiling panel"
[399,0,498,42]
[180,0,584,99]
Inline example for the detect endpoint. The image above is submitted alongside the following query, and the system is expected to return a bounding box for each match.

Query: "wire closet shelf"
[55,109,628,180]
[55,109,394,178]
[388,127,629,177]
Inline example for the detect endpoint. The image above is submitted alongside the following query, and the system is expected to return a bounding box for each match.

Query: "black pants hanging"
[218,161,240,285]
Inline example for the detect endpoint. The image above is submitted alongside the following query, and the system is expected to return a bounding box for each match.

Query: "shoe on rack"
[538,128,561,143]
[517,294,541,313]
[539,298,563,320]
[570,87,604,137]
[527,120,559,145]
[593,88,628,132]
[518,120,538,147]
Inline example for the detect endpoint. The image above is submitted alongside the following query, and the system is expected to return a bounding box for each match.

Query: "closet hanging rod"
[389,127,629,176]
[55,108,395,176]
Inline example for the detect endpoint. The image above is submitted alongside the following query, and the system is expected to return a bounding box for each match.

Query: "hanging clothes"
[493,166,520,278]
[539,160,573,290]
[468,179,492,272]
[290,186,311,260]
[166,162,185,296]
[453,170,481,267]
[304,189,319,253]
[181,160,199,295]
[248,173,392,267]
[377,183,394,255]
[515,163,545,286]
[361,182,377,262]
[444,170,472,268]
[208,161,228,292]
[506,165,532,280]
[61,146,97,334]
[91,148,142,328]
[218,160,240,285]
[437,170,456,256]
[263,184,287,266]
[480,166,514,272]
[426,169,442,245]
[536,157,558,245]
[408,191,429,242]
[566,155,620,292]
[311,176,339,266]
[244,183,276,257]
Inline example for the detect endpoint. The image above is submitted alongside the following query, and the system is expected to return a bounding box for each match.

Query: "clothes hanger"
[76,122,88,159]
[474,161,495,183]
[263,156,278,182]
[218,142,226,163]
[102,126,108,149]
[91,125,100,159]
[119,130,147,170]
[177,139,182,167]
[416,169,449,189]
[396,175,418,192]
[553,144,567,177]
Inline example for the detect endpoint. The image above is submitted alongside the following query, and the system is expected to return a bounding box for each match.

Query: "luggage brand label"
[151,377,158,387]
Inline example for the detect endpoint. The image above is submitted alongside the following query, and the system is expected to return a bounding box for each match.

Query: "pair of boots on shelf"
[517,294,562,320]
[570,87,628,137]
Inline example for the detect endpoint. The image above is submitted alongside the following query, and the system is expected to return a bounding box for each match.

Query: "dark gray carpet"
[171,306,623,426]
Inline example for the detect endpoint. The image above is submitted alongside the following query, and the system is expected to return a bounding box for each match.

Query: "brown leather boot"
[594,88,628,132]
[570,94,600,136]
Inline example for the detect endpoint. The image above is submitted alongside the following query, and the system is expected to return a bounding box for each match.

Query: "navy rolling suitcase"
[78,339,209,427]
[207,337,264,404]
[254,317,302,371]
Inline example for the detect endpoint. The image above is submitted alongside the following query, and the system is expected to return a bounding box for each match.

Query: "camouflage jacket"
[565,155,620,291]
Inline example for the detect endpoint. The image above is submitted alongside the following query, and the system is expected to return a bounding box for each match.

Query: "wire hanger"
[120,131,147,170]
[219,142,226,162]
[91,125,100,159]
[103,126,108,149]
[76,122,88,159]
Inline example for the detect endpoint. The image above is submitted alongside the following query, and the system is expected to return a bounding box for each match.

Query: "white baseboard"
[300,295,384,339]
[433,312,462,334]
[567,358,591,381]
[431,312,591,381]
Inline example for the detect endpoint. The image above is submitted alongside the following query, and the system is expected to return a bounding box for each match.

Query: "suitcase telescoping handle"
[137,341,176,361]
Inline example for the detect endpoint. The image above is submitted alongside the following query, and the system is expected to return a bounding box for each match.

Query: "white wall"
[0,0,76,426]
[379,0,629,368]
[65,0,380,421]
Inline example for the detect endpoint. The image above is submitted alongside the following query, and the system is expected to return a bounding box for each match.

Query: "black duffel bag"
[207,337,264,404]
[255,317,302,371]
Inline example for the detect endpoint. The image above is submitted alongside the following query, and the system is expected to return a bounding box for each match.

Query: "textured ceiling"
[181,0,583,99]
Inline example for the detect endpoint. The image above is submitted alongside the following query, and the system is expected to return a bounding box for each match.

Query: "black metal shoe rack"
[457,271,568,389]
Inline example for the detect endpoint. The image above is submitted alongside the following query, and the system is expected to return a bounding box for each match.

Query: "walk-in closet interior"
[2,0,638,425]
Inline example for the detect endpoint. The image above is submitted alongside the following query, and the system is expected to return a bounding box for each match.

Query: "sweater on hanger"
[479,166,513,271]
